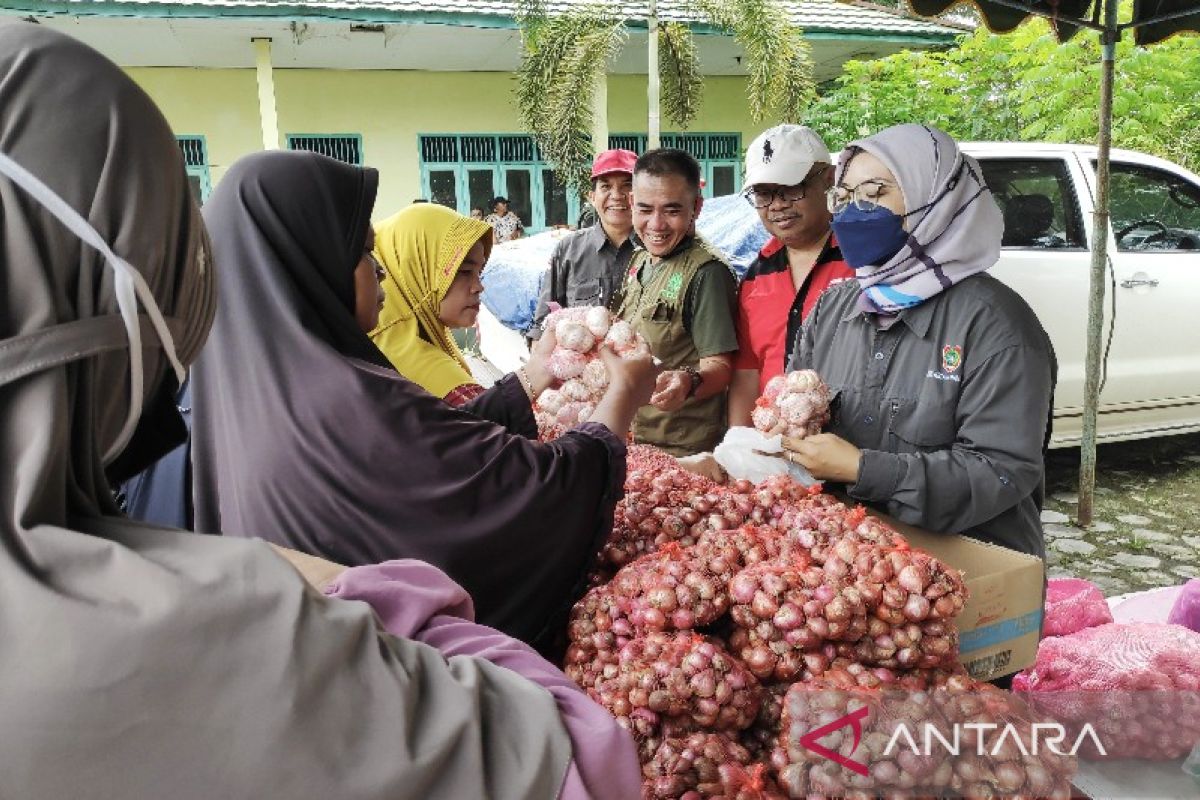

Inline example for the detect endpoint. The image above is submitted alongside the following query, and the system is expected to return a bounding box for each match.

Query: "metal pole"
[647,0,661,149]
[1077,0,1119,526]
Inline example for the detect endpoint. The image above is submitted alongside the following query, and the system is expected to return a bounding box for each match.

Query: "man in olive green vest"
[615,148,739,457]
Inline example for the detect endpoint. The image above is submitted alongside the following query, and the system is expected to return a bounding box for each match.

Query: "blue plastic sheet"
[480,195,769,333]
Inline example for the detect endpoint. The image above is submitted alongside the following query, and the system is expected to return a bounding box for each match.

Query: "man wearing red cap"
[530,149,638,337]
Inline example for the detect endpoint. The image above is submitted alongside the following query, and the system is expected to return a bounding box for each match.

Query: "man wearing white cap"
[530,149,638,337]
[728,124,853,427]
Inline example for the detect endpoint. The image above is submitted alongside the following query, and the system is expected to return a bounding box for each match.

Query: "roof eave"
[1,0,963,40]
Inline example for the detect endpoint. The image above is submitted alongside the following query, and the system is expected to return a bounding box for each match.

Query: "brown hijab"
[190,149,627,650]
[0,25,570,797]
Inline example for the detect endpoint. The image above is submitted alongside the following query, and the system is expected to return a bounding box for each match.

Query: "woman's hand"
[586,346,659,436]
[269,543,346,592]
[781,433,862,484]
[599,345,658,406]
[523,326,558,396]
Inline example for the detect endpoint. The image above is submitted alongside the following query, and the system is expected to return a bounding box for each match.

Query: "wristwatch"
[681,365,703,398]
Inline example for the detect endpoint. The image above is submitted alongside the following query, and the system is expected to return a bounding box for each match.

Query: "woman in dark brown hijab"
[190,150,656,652]
[0,24,640,799]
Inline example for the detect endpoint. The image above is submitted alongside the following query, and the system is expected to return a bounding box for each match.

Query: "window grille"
[608,134,644,154]
[460,135,497,163]
[421,135,459,163]
[499,135,539,163]
[176,136,207,167]
[286,134,363,165]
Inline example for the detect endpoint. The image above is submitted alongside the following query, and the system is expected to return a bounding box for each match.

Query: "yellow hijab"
[370,204,494,398]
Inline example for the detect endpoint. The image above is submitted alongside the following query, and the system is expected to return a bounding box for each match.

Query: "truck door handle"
[1120,278,1159,288]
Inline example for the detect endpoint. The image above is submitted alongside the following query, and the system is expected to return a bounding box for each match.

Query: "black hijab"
[191,151,626,648]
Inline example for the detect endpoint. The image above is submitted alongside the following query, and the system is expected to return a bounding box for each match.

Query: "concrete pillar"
[252,38,280,151]
[591,70,609,155]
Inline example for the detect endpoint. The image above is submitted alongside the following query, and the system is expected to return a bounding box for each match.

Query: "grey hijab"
[0,24,570,799]
[840,124,1004,314]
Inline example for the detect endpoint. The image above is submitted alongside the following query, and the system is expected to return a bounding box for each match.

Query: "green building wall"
[125,66,785,220]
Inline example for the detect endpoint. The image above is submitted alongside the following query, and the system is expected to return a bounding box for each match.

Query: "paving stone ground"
[1042,432,1200,592]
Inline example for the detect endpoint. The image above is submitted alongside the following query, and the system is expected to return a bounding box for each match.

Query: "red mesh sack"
[1013,622,1200,759]
[1043,578,1114,637]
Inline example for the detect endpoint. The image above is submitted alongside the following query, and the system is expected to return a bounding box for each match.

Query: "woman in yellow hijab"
[371,203,493,405]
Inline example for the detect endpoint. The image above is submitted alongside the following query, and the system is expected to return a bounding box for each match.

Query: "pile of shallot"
[751,370,831,439]
[561,442,1038,798]
[533,306,649,435]
[777,679,1077,798]
[644,734,786,799]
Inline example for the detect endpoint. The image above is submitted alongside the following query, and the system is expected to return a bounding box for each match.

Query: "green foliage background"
[806,18,1200,171]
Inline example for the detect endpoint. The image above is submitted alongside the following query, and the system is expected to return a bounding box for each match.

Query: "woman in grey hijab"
[0,24,638,799]
[784,124,1057,557]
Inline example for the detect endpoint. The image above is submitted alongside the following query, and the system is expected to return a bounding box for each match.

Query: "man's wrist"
[681,365,702,398]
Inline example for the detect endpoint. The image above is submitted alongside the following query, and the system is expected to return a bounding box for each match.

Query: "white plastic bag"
[712,426,817,486]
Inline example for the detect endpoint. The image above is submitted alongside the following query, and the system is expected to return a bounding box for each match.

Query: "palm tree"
[515,0,816,191]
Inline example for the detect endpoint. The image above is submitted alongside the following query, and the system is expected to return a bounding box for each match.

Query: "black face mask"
[105,372,188,486]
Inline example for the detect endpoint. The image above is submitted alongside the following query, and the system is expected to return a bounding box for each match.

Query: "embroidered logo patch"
[941,344,963,374]
[763,138,775,163]
[661,272,684,303]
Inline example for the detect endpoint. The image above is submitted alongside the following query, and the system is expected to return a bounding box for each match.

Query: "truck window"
[977,159,1086,249]
[1104,162,1200,252]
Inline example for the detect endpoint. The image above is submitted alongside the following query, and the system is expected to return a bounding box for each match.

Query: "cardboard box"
[868,511,1046,682]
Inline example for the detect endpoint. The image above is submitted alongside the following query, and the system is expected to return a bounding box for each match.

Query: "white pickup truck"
[964,144,1200,447]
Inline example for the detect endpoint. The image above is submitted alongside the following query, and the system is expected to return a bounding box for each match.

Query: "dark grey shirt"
[787,275,1056,558]
[530,223,635,336]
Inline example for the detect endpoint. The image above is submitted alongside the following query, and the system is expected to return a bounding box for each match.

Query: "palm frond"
[515,5,626,191]
[658,22,704,130]
[691,0,816,122]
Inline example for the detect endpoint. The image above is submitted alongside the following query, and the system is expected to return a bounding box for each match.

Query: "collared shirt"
[733,233,853,391]
[531,223,636,335]
[787,275,1057,557]
[486,211,524,243]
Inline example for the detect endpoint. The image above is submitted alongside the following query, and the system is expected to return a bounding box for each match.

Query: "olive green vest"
[615,240,728,457]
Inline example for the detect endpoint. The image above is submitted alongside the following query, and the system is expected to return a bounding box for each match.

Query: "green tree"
[807,16,1200,171]
[515,0,815,191]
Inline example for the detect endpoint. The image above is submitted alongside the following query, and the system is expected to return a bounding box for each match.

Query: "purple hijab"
[190,151,627,650]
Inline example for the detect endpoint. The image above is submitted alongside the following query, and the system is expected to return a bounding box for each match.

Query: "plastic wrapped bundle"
[480,229,569,332]
[694,193,771,277]
[1168,578,1200,633]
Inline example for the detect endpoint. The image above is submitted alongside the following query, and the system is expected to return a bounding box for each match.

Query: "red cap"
[591,149,638,179]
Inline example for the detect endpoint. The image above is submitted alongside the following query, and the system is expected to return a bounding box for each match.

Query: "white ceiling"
[0,14,933,81]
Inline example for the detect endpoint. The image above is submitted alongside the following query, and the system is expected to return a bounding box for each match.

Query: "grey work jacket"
[531,224,635,336]
[787,275,1057,558]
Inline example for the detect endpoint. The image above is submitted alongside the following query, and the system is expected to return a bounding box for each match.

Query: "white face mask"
[0,150,186,463]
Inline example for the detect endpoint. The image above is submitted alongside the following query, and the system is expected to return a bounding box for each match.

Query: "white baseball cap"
[741,124,831,192]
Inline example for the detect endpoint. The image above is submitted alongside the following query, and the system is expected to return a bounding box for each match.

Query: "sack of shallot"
[751,370,831,440]
[533,306,650,434]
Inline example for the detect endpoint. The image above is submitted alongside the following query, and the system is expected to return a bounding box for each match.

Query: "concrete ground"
[1042,432,1200,594]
